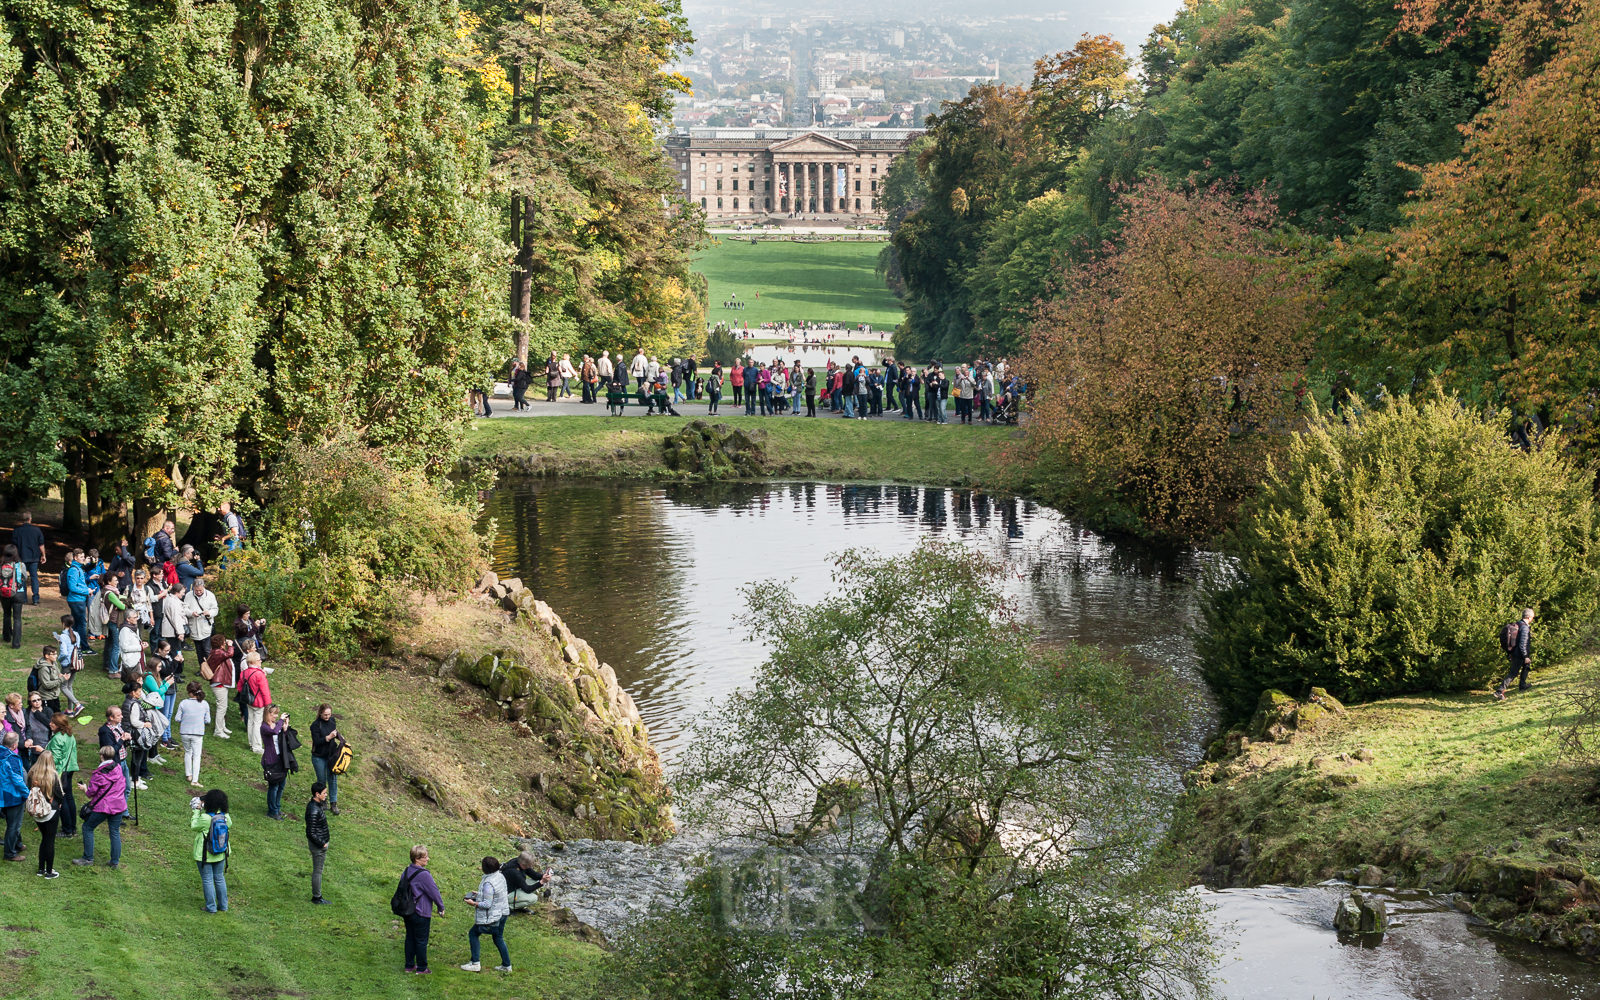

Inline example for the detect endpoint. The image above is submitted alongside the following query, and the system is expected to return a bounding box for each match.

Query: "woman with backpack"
[25,753,63,878]
[309,704,342,815]
[260,703,290,820]
[74,745,126,868]
[190,788,231,912]
[1,543,27,649]
[46,714,76,839]
[398,845,445,974]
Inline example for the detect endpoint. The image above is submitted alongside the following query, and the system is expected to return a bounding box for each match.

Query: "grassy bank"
[462,414,1018,486]
[0,627,605,999]
[1175,654,1600,949]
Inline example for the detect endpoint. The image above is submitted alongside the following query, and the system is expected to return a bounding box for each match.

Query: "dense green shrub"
[216,436,487,659]
[1199,396,1600,719]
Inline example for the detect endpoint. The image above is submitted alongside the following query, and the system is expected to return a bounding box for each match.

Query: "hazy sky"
[679,0,1178,51]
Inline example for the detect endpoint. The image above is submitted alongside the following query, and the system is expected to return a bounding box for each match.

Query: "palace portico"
[665,127,921,222]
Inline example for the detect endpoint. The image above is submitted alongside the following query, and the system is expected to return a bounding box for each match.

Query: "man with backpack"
[1495,608,1537,700]
[190,789,231,912]
[306,781,332,905]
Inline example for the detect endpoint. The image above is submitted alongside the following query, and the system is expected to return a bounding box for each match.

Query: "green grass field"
[695,240,904,329]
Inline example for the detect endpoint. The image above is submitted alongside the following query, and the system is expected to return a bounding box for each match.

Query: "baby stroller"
[988,393,1020,426]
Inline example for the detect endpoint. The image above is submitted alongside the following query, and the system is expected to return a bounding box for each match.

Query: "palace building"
[665,127,922,222]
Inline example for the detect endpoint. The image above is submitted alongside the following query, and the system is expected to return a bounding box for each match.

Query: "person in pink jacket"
[73,746,127,867]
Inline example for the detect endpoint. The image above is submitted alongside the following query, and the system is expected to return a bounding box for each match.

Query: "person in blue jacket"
[63,550,93,656]
[0,730,29,862]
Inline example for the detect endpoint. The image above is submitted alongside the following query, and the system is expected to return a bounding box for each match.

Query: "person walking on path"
[1496,608,1537,700]
[240,653,271,753]
[1,545,26,648]
[557,354,576,398]
[260,704,289,819]
[460,855,512,973]
[309,705,342,815]
[743,360,759,416]
[74,745,126,867]
[1,731,28,862]
[730,361,744,406]
[26,753,63,878]
[306,781,332,904]
[11,511,44,605]
[509,361,530,411]
[400,845,446,974]
[707,367,723,415]
[63,550,93,656]
[205,639,235,739]
[190,789,230,912]
[46,713,77,838]
[629,348,648,390]
[174,682,211,786]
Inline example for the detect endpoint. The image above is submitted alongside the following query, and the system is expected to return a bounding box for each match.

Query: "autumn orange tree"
[1322,0,1600,452]
[1018,182,1317,542]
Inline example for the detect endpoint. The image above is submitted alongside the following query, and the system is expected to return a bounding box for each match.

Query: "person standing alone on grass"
[306,781,331,904]
[461,855,512,973]
[1496,608,1536,700]
[174,682,211,786]
[11,511,44,605]
[400,845,446,974]
[190,788,230,911]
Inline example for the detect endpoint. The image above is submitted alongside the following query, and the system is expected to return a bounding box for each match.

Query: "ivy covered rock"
[661,420,769,478]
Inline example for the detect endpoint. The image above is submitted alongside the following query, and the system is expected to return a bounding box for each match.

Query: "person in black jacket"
[11,512,45,605]
[306,781,331,904]
[1495,609,1536,699]
[510,362,530,411]
[309,704,341,815]
[501,851,552,911]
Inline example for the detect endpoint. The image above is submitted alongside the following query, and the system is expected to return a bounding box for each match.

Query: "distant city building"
[892,29,905,47]
[666,127,920,221]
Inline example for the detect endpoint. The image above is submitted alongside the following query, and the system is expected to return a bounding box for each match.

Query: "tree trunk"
[85,468,100,519]
[510,62,531,364]
[62,476,81,535]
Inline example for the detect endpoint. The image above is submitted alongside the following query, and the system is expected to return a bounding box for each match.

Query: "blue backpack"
[143,537,157,563]
[207,813,230,856]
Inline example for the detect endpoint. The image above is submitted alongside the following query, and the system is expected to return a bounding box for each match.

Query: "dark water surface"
[484,478,1595,998]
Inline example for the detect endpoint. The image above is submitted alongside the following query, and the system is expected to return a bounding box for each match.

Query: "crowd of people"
[0,510,562,977]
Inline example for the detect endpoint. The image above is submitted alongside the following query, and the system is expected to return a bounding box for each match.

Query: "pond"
[484,478,1595,998]
[737,343,883,368]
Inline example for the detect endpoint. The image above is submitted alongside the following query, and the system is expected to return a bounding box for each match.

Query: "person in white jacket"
[597,351,614,382]
[556,354,576,398]
[628,348,648,388]
[184,581,218,662]
[160,585,188,653]
[460,856,512,973]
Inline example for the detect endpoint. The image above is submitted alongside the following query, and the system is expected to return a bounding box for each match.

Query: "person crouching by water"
[400,845,446,974]
[502,851,553,911]
[460,855,512,973]
[190,788,231,912]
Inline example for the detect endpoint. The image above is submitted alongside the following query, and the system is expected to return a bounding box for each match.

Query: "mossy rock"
[457,652,536,701]
[1294,701,1329,731]
[545,783,577,812]
[1307,686,1347,714]
[532,693,565,721]
[1249,689,1299,743]
[1456,856,1546,898]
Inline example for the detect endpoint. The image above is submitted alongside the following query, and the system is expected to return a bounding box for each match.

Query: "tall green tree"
[482,0,702,363]
[0,0,506,519]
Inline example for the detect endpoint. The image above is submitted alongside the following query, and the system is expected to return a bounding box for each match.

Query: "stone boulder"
[1334,891,1388,936]
[457,651,537,702]
[1249,690,1300,743]
[661,420,769,478]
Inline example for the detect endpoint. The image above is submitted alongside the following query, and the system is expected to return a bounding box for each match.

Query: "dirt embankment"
[347,581,674,844]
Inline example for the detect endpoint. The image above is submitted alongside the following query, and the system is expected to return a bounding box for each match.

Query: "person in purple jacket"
[73,746,127,867]
[400,845,445,974]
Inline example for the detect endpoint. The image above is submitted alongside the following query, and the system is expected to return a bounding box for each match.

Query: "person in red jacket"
[239,653,271,754]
